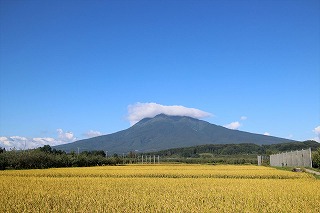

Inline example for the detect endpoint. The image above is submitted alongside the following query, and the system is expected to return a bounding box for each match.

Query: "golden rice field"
[1,165,319,212]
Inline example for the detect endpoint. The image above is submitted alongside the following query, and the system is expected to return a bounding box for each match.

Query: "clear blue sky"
[0,0,319,149]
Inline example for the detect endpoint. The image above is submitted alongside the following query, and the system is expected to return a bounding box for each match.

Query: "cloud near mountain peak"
[127,102,212,126]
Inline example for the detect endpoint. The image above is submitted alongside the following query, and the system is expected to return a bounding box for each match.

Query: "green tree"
[312,148,320,168]
[39,145,52,153]
[0,152,7,170]
[0,147,5,154]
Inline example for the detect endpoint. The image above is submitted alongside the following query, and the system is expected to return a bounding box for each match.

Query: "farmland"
[1,165,319,212]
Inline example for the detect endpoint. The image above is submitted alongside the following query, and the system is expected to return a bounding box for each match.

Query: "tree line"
[0,145,122,170]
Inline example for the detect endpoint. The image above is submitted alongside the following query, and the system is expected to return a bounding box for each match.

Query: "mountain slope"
[54,114,298,153]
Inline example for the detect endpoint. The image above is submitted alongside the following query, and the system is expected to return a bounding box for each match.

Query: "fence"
[269,148,312,167]
[257,155,269,166]
[140,155,160,164]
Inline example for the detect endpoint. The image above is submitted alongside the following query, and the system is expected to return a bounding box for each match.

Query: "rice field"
[1,165,319,212]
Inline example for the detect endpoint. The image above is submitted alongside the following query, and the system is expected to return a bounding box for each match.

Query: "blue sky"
[0,0,319,149]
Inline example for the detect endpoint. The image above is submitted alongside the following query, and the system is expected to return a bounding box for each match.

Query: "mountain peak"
[135,114,200,126]
[154,113,170,118]
[153,113,201,121]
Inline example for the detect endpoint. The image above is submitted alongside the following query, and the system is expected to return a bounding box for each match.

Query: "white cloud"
[57,129,76,142]
[11,136,28,141]
[225,121,241,130]
[127,102,212,125]
[264,132,270,136]
[0,129,76,150]
[84,130,103,138]
[0,136,59,150]
[314,126,320,134]
[224,116,247,130]
[313,125,320,142]
[240,116,247,120]
[0,137,12,147]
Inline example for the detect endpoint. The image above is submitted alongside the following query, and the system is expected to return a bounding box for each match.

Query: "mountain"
[54,114,298,154]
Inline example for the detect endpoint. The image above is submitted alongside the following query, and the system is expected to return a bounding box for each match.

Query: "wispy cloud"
[127,102,212,125]
[240,116,247,120]
[224,121,241,130]
[263,132,270,136]
[84,130,103,138]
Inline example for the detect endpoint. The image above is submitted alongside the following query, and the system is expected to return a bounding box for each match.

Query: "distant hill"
[142,140,320,157]
[55,114,299,154]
